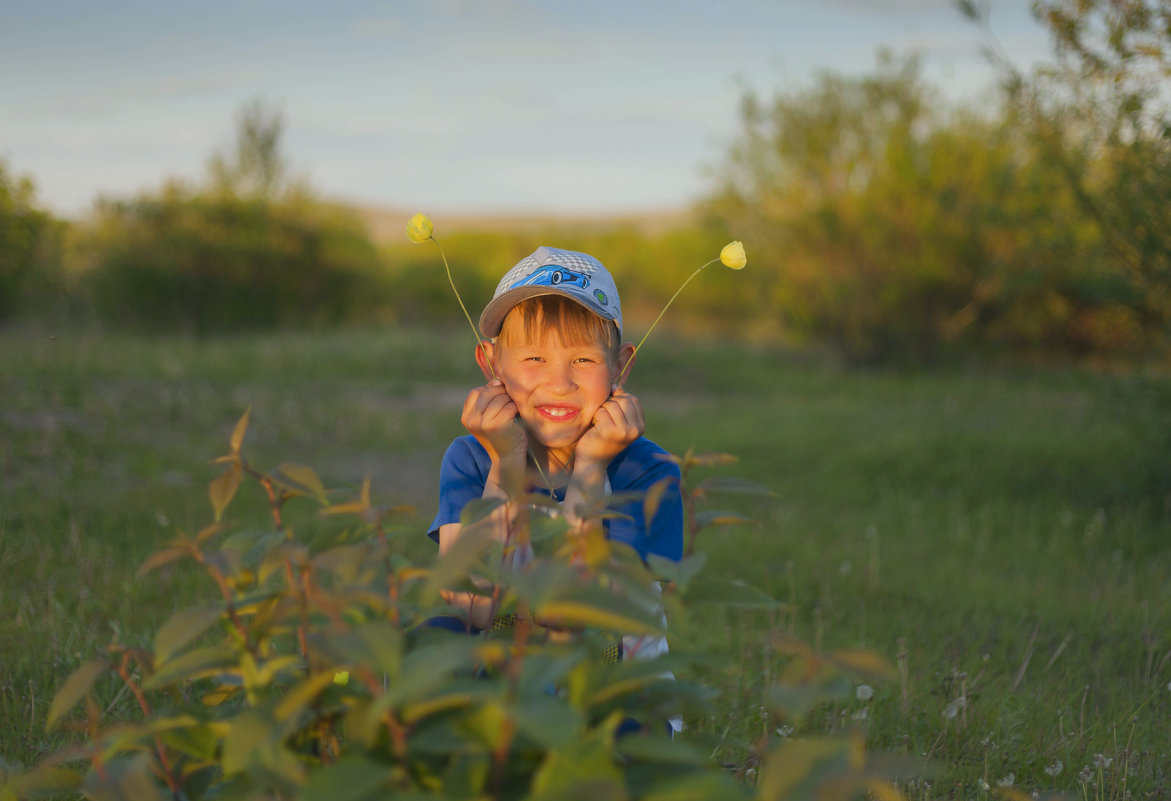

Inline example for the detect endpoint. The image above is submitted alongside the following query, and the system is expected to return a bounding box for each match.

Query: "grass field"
[2,326,1169,799]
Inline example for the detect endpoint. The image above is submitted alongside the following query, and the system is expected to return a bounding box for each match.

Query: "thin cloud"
[823,0,953,13]
[31,70,253,119]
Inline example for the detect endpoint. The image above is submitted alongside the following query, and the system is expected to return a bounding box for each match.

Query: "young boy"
[427,246,684,639]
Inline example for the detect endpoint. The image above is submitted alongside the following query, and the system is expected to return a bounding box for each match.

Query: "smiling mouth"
[537,406,578,421]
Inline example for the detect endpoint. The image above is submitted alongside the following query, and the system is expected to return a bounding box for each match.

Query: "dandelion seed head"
[855,684,874,701]
[943,703,959,720]
[851,708,869,720]
[1045,760,1064,776]
[997,773,1015,787]
[1093,754,1113,769]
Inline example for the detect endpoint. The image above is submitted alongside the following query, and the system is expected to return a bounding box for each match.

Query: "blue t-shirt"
[428,435,683,562]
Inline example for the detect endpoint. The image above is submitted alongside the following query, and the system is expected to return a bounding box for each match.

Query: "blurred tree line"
[2,0,1167,361]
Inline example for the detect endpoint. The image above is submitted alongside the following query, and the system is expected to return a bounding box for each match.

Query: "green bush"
[705,54,1164,361]
[0,162,61,323]
[3,413,907,800]
[79,186,382,334]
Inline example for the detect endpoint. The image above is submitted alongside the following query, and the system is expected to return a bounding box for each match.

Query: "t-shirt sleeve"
[427,437,489,543]
[606,439,684,562]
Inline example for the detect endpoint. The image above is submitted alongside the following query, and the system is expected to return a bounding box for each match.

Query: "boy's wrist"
[570,456,609,485]
[487,450,527,494]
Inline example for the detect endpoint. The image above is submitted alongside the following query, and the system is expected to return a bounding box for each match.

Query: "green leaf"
[144,644,238,690]
[137,546,187,577]
[689,452,739,467]
[322,621,403,679]
[229,407,251,454]
[615,735,709,765]
[220,709,269,777]
[511,696,583,749]
[694,475,775,496]
[220,708,304,788]
[517,649,589,695]
[647,551,708,589]
[642,476,674,528]
[463,701,509,748]
[511,558,574,608]
[431,518,495,591]
[441,753,490,799]
[771,631,816,658]
[80,753,160,801]
[756,735,857,801]
[827,648,896,680]
[273,670,339,723]
[156,722,218,762]
[639,771,750,801]
[528,511,571,544]
[257,540,308,584]
[209,462,241,523]
[529,715,625,801]
[270,462,328,504]
[153,604,223,663]
[536,586,666,636]
[300,757,392,801]
[46,659,107,730]
[459,496,506,526]
[693,510,755,528]
[399,686,484,725]
[382,638,482,708]
[683,577,779,608]
[8,764,83,799]
[220,528,281,558]
[769,678,852,721]
[313,543,374,583]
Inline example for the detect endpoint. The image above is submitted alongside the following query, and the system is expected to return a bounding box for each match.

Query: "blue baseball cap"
[478,246,623,338]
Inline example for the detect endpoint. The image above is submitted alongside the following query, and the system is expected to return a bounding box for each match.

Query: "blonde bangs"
[497,295,619,364]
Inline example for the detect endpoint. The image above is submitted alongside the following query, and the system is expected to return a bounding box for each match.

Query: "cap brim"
[479,287,619,338]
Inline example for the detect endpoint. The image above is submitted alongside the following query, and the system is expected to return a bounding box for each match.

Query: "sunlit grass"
[2,325,1168,798]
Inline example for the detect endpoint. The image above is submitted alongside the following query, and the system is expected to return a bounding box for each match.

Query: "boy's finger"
[606,394,638,423]
[483,392,516,420]
[607,395,644,434]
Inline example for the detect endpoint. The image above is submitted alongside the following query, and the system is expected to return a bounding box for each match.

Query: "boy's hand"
[574,386,645,469]
[462,379,527,467]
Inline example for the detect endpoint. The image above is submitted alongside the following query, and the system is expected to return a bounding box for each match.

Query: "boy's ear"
[614,342,637,386]
[474,340,497,380]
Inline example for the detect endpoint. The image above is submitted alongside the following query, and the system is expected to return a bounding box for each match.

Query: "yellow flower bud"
[616,240,748,385]
[406,212,434,243]
[333,670,349,686]
[720,240,747,270]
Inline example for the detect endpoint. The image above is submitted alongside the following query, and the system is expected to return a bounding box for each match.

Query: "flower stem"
[616,257,718,386]
[433,235,497,380]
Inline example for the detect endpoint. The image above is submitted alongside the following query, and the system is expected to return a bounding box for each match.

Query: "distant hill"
[348,203,696,244]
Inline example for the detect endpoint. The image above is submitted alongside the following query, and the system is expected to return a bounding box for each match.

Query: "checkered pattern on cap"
[478,246,622,338]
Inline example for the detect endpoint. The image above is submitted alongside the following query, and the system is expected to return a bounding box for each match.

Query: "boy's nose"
[545,364,577,393]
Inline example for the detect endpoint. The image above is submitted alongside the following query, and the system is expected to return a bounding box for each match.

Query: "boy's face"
[487,319,617,455]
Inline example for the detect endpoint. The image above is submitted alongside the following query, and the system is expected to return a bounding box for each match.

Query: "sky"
[0,0,1052,219]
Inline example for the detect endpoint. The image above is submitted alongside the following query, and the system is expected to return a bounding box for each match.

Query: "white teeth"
[543,408,572,418]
